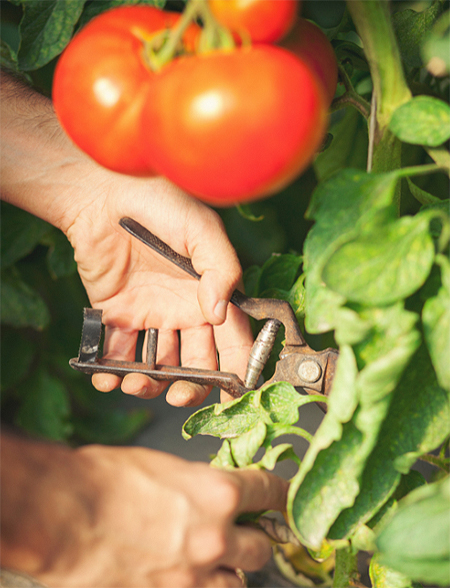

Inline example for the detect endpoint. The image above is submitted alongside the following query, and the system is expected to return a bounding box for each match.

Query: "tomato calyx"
[142,0,236,72]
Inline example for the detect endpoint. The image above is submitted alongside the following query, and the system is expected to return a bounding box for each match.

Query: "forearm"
[0,430,97,578]
[0,71,105,232]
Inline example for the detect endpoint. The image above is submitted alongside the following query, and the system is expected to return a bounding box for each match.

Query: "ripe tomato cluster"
[53,1,337,205]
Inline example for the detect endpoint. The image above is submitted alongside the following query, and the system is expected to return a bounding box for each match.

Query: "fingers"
[186,211,243,326]
[199,568,246,588]
[166,324,218,407]
[91,325,138,392]
[231,469,289,515]
[213,303,254,403]
[121,329,180,398]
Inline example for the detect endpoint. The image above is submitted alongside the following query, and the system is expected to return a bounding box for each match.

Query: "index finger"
[230,469,289,515]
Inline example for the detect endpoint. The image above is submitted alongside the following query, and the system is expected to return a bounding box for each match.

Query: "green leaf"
[370,552,420,588]
[72,407,151,445]
[1,202,51,269]
[407,177,443,206]
[256,444,298,470]
[304,169,399,333]
[211,440,236,469]
[76,0,166,29]
[422,255,450,391]
[393,1,443,68]
[1,37,18,70]
[322,211,436,306]
[389,96,450,147]
[289,303,421,548]
[229,422,267,467]
[15,368,72,441]
[422,9,450,77]
[376,476,450,586]
[182,382,310,440]
[235,204,264,222]
[18,0,86,71]
[329,345,449,539]
[1,267,50,330]
[258,254,302,295]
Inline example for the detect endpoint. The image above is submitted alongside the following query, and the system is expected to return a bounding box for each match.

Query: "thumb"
[188,220,243,326]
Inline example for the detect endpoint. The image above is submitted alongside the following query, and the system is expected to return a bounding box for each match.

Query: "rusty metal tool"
[70,218,338,402]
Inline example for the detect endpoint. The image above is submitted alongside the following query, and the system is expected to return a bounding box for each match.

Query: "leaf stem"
[419,453,450,472]
[330,64,371,120]
[332,546,363,588]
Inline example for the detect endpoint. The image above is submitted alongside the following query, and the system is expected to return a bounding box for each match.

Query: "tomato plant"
[208,0,298,44]
[2,0,450,586]
[52,5,199,176]
[143,45,327,205]
[282,18,338,106]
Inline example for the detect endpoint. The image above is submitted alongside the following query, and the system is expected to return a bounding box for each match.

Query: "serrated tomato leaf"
[322,212,436,306]
[304,169,399,333]
[182,382,311,440]
[329,345,449,540]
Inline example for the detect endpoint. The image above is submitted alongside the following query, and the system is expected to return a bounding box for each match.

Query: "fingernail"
[213,300,228,322]
[135,387,148,397]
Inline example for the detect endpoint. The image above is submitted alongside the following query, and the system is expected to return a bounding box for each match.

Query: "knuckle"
[208,474,242,516]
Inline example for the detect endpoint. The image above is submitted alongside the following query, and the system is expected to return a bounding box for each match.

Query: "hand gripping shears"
[70,218,338,405]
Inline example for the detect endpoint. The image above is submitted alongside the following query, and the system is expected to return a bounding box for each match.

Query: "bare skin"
[0,71,253,406]
[1,431,288,588]
[0,73,288,587]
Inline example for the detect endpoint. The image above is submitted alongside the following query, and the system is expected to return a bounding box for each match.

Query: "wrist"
[0,72,111,234]
[0,431,99,580]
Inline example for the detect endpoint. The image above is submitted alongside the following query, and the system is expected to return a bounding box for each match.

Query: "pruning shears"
[70,218,338,405]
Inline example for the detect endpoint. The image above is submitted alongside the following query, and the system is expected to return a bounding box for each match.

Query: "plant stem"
[154,0,201,69]
[347,0,411,134]
[347,0,412,186]
[332,546,362,588]
[330,65,371,120]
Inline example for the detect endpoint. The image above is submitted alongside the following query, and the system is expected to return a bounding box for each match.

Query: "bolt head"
[298,359,322,384]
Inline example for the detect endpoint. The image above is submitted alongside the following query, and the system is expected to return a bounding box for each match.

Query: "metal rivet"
[298,359,322,383]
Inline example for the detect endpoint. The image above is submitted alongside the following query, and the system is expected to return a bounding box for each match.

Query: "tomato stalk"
[332,545,364,588]
[148,0,235,71]
[347,0,412,209]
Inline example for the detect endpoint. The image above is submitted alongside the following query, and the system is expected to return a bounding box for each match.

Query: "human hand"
[1,434,289,588]
[0,72,253,406]
[64,174,253,405]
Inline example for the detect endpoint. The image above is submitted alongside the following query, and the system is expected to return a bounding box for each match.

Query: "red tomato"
[52,6,199,176]
[208,0,299,43]
[282,18,338,105]
[142,45,328,205]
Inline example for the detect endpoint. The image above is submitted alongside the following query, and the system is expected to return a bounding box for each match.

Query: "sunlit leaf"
[389,96,450,147]
[376,477,450,586]
[330,346,449,539]
[422,254,450,391]
[322,211,436,306]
